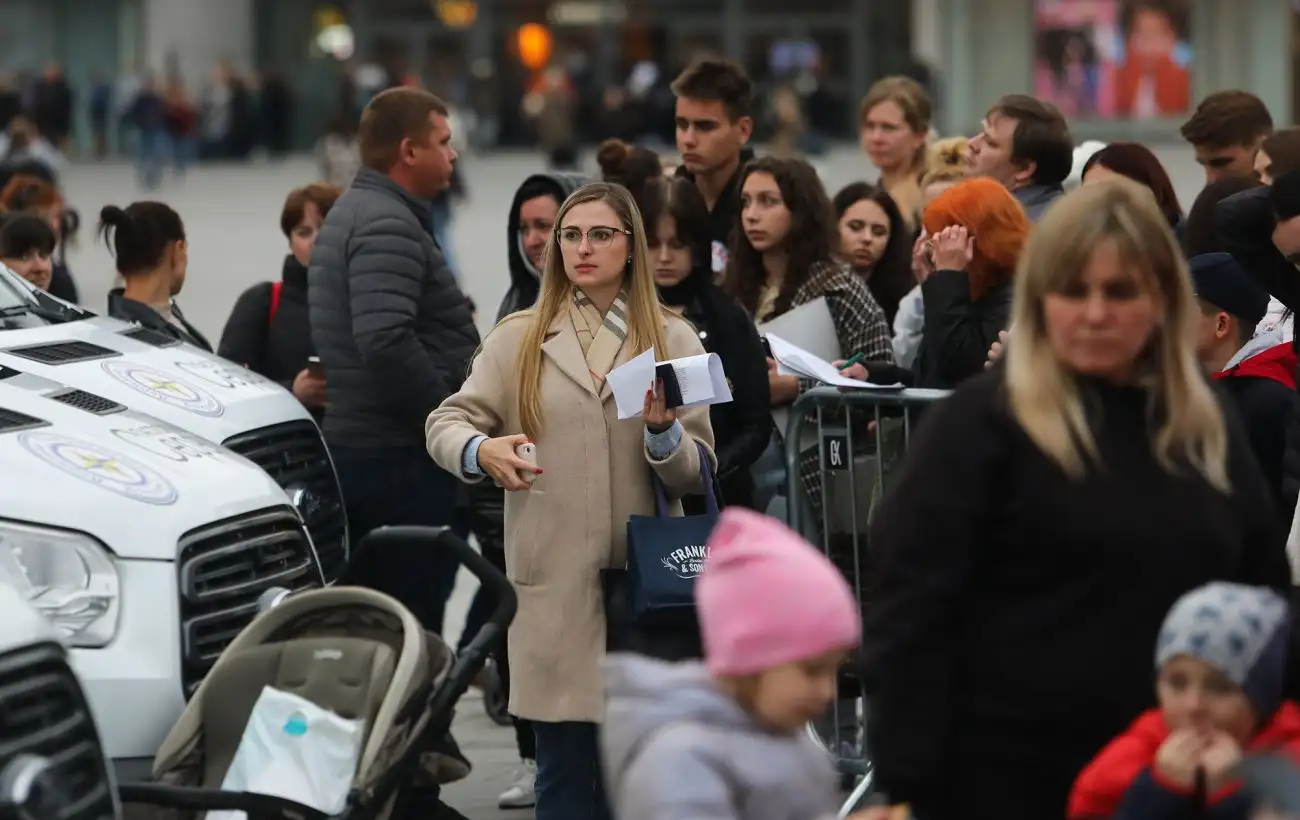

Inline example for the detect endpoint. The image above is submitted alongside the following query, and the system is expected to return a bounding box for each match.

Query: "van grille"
[0,642,116,820]
[223,422,348,582]
[2,341,119,365]
[177,508,322,695]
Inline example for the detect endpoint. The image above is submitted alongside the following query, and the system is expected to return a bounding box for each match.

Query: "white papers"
[766,333,902,389]
[756,297,838,361]
[606,347,734,420]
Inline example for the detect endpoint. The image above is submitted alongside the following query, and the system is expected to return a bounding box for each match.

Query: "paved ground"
[56,142,1207,819]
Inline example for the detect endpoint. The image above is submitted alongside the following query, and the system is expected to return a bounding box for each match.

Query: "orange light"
[435,0,478,28]
[516,23,553,71]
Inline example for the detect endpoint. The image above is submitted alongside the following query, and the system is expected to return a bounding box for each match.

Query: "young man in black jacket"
[1190,252,1299,512]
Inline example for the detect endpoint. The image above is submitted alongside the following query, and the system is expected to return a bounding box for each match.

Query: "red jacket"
[1068,702,1300,818]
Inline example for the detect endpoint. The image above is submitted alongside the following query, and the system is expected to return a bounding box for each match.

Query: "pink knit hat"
[696,508,861,677]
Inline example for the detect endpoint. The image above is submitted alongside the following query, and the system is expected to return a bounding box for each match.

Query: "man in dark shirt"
[672,58,755,276]
[309,87,478,636]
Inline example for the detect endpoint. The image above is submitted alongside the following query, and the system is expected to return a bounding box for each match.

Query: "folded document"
[765,333,902,389]
[606,347,734,420]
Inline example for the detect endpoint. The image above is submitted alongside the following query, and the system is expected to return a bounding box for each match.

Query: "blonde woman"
[426,181,714,820]
[858,76,932,227]
[858,178,1288,820]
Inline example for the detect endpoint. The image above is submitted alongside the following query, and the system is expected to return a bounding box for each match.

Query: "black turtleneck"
[675,146,756,265]
[218,255,320,417]
[660,266,771,509]
[860,366,1288,817]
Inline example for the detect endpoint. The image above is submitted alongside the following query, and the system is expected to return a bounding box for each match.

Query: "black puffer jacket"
[308,168,478,449]
[496,171,587,321]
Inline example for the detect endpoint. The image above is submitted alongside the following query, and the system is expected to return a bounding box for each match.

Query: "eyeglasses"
[556,226,631,249]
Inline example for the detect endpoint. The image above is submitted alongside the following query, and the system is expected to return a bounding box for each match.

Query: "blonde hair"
[514,182,669,440]
[920,137,967,189]
[1004,178,1229,492]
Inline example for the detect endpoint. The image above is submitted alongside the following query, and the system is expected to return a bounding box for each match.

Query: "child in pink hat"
[601,508,862,820]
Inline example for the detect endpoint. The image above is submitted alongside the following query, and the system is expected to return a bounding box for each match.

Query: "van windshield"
[0,266,90,327]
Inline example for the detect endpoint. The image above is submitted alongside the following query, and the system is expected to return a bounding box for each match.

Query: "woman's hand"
[1154,730,1207,789]
[931,225,975,271]
[642,378,676,434]
[291,368,327,408]
[477,433,543,491]
[911,230,935,284]
[767,358,800,405]
[985,329,1009,369]
[833,359,870,382]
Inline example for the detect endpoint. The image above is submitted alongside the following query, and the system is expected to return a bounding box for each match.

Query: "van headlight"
[0,523,119,647]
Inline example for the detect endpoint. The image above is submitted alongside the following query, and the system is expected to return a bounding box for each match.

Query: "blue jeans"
[331,446,467,636]
[533,721,610,820]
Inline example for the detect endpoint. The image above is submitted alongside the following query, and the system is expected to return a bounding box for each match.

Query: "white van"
[0,266,347,579]
[0,370,326,782]
[0,583,119,820]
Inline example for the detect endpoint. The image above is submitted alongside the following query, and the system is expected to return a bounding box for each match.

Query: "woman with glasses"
[427,181,715,820]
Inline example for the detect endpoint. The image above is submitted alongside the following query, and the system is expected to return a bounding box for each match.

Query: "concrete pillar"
[723,0,744,64]
[143,0,253,91]
[911,0,942,73]
[849,0,870,118]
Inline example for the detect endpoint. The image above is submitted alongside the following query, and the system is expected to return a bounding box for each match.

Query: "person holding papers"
[426,181,714,820]
[722,155,894,522]
[638,174,770,510]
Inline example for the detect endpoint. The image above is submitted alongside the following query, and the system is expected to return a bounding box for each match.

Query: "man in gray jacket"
[309,86,478,637]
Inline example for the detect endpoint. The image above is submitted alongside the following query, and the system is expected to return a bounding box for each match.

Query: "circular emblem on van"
[174,359,273,390]
[100,361,225,417]
[19,430,178,505]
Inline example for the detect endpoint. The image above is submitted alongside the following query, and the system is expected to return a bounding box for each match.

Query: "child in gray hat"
[1069,582,1300,819]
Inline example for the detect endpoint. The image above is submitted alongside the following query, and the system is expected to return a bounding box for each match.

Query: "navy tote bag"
[623,443,720,626]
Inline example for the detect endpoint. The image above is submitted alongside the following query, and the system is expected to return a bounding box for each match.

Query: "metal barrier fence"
[781,386,951,817]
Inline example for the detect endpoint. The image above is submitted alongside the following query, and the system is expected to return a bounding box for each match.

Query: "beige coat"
[426,309,716,722]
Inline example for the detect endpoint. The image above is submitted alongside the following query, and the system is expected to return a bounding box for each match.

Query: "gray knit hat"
[1156,582,1292,717]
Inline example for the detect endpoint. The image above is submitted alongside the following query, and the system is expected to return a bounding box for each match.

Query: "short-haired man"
[1189,252,1297,511]
[309,87,478,635]
[965,94,1073,221]
[1180,90,1274,185]
[672,57,755,274]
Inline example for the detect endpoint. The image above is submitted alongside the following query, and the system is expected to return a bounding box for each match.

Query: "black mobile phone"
[761,336,773,359]
[306,356,324,378]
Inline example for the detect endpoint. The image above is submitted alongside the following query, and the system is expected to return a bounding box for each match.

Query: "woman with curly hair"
[723,156,893,521]
[723,156,893,380]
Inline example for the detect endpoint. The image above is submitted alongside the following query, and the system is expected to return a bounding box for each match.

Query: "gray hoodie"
[601,654,839,820]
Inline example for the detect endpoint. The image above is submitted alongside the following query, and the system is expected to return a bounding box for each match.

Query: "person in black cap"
[1192,252,1300,511]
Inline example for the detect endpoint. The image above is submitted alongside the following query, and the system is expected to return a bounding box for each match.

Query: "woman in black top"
[636,174,770,509]
[861,179,1289,819]
[832,182,915,327]
[218,183,342,420]
[102,201,210,350]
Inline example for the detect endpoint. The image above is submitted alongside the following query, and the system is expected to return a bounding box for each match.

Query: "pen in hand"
[837,353,864,372]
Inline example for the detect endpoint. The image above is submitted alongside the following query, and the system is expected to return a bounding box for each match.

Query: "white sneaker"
[498,759,537,809]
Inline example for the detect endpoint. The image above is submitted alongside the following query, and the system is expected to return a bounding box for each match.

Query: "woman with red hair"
[840,177,1029,389]
[1082,142,1183,230]
[914,177,1029,387]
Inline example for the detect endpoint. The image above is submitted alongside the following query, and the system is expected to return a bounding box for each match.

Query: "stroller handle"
[354,525,516,630]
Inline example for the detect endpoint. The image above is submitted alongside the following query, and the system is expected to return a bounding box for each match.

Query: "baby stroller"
[118,525,516,820]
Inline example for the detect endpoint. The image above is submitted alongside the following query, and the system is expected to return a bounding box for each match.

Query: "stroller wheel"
[482,664,513,727]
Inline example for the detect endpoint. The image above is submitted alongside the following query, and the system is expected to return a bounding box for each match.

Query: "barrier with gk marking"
[781,386,951,816]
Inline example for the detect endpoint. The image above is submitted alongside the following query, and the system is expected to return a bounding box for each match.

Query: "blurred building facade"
[0,0,1294,151]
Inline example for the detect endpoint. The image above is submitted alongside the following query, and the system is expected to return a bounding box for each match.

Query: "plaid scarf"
[568,287,629,390]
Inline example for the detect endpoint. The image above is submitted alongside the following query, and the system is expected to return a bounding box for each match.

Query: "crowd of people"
[11,46,1300,820]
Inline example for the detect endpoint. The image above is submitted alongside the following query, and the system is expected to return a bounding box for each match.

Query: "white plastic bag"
[210,685,365,820]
